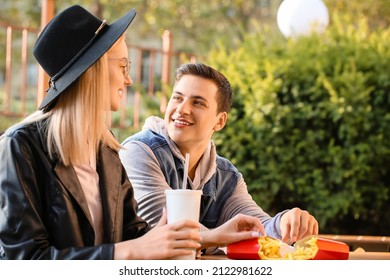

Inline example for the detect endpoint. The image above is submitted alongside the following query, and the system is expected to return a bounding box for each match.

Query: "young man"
[119,63,318,250]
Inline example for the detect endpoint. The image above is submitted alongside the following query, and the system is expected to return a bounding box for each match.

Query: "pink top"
[74,157,103,245]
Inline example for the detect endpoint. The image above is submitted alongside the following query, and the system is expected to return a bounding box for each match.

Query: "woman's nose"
[125,74,133,86]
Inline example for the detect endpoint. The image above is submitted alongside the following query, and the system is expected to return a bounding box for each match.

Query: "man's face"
[164,74,227,153]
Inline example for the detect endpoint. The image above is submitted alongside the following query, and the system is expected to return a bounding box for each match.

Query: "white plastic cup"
[165,189,202,260]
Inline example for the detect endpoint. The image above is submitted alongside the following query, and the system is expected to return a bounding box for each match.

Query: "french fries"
[257,236,319,260]
[257,237,284,259]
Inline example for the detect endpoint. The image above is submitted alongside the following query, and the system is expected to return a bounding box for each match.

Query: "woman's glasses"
[108,57,131,78]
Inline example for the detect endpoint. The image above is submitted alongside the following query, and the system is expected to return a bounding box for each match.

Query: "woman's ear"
[213,112,227,132]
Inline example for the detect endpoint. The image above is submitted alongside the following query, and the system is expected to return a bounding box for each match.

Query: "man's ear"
[213,112,227,132]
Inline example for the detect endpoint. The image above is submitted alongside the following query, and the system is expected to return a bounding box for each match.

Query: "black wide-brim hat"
[33,5,136,110]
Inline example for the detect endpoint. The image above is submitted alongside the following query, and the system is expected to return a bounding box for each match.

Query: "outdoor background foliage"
[208,11,390,235]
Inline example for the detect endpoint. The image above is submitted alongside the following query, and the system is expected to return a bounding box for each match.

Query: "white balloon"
[277,0,329,38]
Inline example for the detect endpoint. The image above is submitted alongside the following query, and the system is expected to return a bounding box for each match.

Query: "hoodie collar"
[142,116,217,187]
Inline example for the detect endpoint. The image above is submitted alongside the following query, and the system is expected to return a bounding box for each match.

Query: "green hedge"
[208,15,390,234]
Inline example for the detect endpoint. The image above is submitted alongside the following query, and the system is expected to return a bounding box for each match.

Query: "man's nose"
[177,100,190,114]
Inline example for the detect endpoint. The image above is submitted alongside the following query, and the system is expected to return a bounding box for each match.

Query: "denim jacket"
[129,129,243,229]
[120,116,284,238]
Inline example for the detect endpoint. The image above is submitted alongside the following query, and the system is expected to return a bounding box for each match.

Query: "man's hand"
[280,207,319,243]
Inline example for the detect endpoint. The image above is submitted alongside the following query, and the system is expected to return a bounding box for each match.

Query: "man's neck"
[180,145,207,181]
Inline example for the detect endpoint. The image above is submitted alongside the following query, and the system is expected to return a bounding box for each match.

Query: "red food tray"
[227,236,349,260]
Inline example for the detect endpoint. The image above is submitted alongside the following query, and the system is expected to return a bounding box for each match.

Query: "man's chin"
[168,131,186,144]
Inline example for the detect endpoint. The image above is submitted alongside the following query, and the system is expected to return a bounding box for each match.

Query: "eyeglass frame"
[108,57,131,78]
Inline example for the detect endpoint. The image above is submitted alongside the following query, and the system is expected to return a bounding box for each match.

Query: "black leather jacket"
[0,120,149,259]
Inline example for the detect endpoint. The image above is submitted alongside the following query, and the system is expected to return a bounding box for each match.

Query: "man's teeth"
[174,120,190,125]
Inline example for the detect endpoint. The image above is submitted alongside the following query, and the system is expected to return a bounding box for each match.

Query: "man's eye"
[194,101,206,107]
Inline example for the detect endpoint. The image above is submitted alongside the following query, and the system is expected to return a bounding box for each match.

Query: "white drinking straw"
[182,153,190,190]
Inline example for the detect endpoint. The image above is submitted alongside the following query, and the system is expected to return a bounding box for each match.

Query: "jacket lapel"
[97,145,122,242]
[54,163,93,226]
[37,118,92,224]
[51,140,122,242]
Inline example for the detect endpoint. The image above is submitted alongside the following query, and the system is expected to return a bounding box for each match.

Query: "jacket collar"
[143,116,218,187]
[96,145,123,242]
[53,143,122,242]
[54,163,93,224]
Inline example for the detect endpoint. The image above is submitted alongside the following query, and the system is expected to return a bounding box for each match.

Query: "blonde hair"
[5,37,126,166]
[46,53,120,166]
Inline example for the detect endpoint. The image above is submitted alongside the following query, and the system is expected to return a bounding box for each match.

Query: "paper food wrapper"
[227,235,349,260]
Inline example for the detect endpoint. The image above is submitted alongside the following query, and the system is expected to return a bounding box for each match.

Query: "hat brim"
[38,9,137,110]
